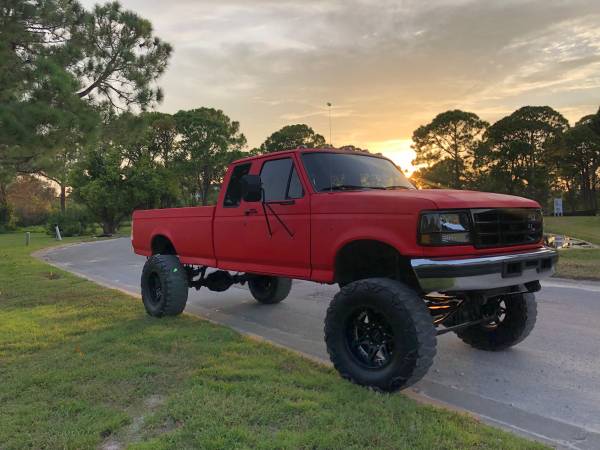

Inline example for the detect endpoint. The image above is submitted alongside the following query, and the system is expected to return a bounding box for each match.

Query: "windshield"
[301,152,415,192]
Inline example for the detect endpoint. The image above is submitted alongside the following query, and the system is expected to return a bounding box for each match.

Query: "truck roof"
[231,147,390,165]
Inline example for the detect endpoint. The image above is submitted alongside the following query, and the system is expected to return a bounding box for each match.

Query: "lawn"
[552,249,600,280]
[543,216,600,280]
[544,216,600,245]
[0,232,544,449]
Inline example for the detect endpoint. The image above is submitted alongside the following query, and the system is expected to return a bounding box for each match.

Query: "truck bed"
[132,206,216,267]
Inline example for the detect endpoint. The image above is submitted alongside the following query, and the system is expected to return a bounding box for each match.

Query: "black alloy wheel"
[346,307,395,369]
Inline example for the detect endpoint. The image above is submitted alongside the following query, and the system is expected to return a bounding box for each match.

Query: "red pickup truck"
[132,147,557,391]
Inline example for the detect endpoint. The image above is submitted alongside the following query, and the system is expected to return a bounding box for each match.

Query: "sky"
[81,0,600,172]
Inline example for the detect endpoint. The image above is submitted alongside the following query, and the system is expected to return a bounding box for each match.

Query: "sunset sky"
[81,0,600,172]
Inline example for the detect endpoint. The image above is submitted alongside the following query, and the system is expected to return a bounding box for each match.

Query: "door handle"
[244,208,258,216]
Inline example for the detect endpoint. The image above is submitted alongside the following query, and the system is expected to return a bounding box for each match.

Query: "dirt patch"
[99,394,167,450]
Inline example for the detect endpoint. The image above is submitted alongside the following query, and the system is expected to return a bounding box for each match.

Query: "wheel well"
[334,240,420,290]
[151,235,177,255]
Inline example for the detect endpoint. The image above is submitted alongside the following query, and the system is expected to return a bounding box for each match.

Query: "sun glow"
[367,139,416,175]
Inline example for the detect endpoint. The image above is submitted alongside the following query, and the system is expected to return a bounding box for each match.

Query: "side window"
[288,166,303,199]
[260,158,304,202]
[223,163,251,207]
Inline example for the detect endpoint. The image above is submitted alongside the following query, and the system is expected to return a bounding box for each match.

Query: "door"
[242,156,311,278]
[213,161,253,267]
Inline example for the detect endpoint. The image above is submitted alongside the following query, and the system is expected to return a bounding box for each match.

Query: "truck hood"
[407,189,540,210]
[310,189,539,216]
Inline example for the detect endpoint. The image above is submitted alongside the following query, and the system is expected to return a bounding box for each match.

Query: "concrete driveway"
[38,237,600,449]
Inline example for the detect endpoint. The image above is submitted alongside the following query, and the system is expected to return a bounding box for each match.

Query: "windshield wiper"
[328,185,385,191]
[383,185,411,190]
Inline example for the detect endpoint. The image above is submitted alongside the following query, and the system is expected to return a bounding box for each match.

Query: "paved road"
[39,238,600,449]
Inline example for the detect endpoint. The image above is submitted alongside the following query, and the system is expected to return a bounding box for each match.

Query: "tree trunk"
[101,220,117,236]
[200,170,212,206]
[201,179,211,206]
[453,140,460,189]
[0,182,11,227]
[60,184,66,213]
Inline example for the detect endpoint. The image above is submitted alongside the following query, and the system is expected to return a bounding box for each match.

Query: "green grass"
[553,249,600,280]
[543,216,600,280]
[544,216,600,245]
[0,233,545,449]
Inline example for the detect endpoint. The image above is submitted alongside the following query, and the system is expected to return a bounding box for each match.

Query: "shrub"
[46,205,94,237]
[7,176,55,227]
[0,202,16,233]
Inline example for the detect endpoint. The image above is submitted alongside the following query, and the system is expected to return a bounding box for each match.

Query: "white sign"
[553,198,563,216]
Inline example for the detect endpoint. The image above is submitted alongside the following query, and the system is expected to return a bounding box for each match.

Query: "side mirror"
[241,174,262,202]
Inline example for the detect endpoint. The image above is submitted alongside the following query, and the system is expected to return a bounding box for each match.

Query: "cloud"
[80,0,600,150]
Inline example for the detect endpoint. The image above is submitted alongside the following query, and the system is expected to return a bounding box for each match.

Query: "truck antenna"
[327,102,333,146]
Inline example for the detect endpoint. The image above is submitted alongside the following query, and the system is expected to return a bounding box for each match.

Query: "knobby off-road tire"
[141,255,189,317]
[455,293,537,351]
[248,276,292,304]
[324,278,437,392]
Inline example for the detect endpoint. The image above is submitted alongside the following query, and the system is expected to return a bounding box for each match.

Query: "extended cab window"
[260,158,304,202]
[223,163,251,207]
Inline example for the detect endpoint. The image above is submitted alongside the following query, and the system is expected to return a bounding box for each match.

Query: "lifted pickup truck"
[132,147,558,391]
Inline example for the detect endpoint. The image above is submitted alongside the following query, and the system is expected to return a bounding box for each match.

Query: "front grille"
[471,208,543,248]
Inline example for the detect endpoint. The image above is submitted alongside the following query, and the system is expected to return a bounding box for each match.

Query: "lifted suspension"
[436,316,496,335]
[185,266,251,292]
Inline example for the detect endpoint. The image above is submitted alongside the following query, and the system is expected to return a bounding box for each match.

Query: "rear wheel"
[325,278,436,392]
[141,255,188,317]
[455,293,537,351]
[248,276,292,304]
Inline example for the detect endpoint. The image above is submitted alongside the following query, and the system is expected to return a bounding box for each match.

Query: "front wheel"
[141,255,189,317]
[324,278,437,392]
[248,276,292,304]
[455,293,537,351]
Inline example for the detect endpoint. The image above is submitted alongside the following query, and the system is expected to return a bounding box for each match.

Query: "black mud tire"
[248,276,292,304]
[455,293,537,351]
[324,278,437,392]
[141,255,189,317]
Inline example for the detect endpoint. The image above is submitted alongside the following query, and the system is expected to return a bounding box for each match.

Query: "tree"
[552,112,600,211]
[259,124,326,153]
[7,175,56,226]
[412,110,488,189]
[338,145,371,153]
[0,0,88,222]
[116,111,180,208]
[32,101,100,212]
[48,1,172,209]
[70,127,165,235]
[0,0,172,219]
[0,170,13,230]
[174,108,246,206]
[476,106,569,203]
[73,1,172,110]
[144,112,178,165]
[411,159,464,189]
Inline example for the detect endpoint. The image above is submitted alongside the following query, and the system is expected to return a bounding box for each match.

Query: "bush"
[46,206,94,237]
[0,202,16,233]
[7,176,55,227]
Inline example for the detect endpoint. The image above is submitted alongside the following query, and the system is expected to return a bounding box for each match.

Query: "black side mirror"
[241,174,262,202]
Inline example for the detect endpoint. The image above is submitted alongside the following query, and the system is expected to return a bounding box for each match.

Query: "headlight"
[419,211,472,245]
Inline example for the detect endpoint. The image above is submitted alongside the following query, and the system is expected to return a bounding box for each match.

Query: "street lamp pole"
[327,102,332,146]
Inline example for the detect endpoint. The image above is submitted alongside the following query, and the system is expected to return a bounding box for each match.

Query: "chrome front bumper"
[411,247,558,293]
